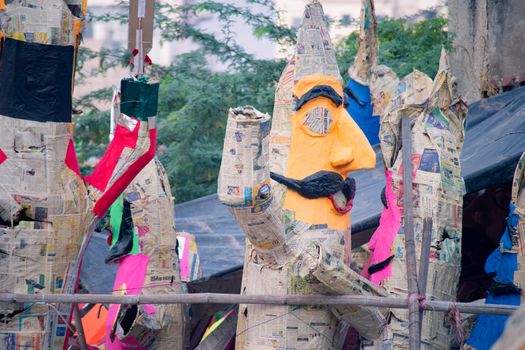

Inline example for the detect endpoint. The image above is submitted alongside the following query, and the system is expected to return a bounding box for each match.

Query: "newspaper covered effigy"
[352,0,436,289]
[492,153,525,350]
[345,3,469,347]
[218,2,390,349]
[0,1,158,348]
[106,158,188,350]
[465,151,525,349]
[95,92,188,349]
[365,50,468,349]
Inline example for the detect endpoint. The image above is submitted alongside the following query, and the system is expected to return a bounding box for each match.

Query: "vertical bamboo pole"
[73,304,88,350]
[401,116,421,349]
[418,218,433,334]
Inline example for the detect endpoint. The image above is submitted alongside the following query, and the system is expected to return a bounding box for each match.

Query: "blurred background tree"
[74,1,450,202]
[336,15,451,79]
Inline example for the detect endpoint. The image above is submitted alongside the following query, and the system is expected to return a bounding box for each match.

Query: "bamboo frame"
[73,303,88,350]
[418,218,433,335]
[401,116,421,349]
[0,292,516,316]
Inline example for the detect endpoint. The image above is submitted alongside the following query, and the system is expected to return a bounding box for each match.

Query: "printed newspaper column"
[218,1,390,349]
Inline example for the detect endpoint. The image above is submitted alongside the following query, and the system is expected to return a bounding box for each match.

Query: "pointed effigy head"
[425,48,468,148]
[348,0,378,85]
[429,47,456,110]
[269,0,376,231]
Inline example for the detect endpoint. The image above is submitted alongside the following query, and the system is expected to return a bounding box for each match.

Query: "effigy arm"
[218,106,289,267]
[296,240,389,340]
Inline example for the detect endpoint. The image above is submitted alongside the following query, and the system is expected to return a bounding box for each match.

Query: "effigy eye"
[302,106,333,135]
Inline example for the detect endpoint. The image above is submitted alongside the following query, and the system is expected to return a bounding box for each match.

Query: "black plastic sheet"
[0,38,73,122]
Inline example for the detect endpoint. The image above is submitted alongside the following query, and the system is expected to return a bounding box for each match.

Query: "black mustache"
[270,170,355,200]
[368,255,395,275]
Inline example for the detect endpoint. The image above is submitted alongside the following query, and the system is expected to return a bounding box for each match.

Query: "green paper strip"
[109,194,125,247]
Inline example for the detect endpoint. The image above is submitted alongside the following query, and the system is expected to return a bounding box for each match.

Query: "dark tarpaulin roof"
[80,232,118,293]
[175,194,245,277]
[81,86,525,288]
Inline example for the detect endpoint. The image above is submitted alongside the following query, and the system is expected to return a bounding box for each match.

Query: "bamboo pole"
[418,218,433,334]
[73,304,88,350]
[0,293,517,316]
[418,218,432,295]
[401,116,421,349]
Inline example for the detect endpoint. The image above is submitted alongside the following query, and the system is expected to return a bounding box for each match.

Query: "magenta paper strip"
[362,170,401,285]
[106,254,150,350]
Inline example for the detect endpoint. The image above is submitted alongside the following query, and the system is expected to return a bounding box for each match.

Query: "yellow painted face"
[282,74,376,230]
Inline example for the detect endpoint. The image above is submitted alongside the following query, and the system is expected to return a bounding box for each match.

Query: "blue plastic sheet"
[345,78,380,145]
[466,203,520,350]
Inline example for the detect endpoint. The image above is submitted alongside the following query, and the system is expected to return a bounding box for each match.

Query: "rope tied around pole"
[447,303,465,348]
[408,293,427,308]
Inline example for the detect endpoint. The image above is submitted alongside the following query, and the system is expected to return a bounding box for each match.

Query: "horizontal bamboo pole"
[0,292,517,316]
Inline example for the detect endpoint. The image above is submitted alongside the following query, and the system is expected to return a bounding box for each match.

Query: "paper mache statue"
[217,0,468,348]
[98,91,188,350]
[466,151,525,349]
[347,1,468,348]
[218,1,389,349]
[0,1,159,348]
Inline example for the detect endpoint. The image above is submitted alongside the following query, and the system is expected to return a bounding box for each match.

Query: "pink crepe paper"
[362,170,401,285]
[106,254,150,350]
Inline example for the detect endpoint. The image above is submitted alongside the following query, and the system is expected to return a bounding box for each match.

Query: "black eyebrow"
[294,85,343,111]
[343,85,365,107]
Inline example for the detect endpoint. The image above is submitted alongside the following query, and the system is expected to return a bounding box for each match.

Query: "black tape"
[488,279,522,296]
[0,38,74,123]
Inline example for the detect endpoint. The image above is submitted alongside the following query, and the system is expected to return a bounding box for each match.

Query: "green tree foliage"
[156,52,284,201]
[74,0,290,202]
[74,3,450,202]
[337,16,451,80]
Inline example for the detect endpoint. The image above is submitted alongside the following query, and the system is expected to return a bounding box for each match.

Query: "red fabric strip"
[92,127,156,218]
[85,122,139,191]
[0,148,6,165]
[65,138,82,178]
